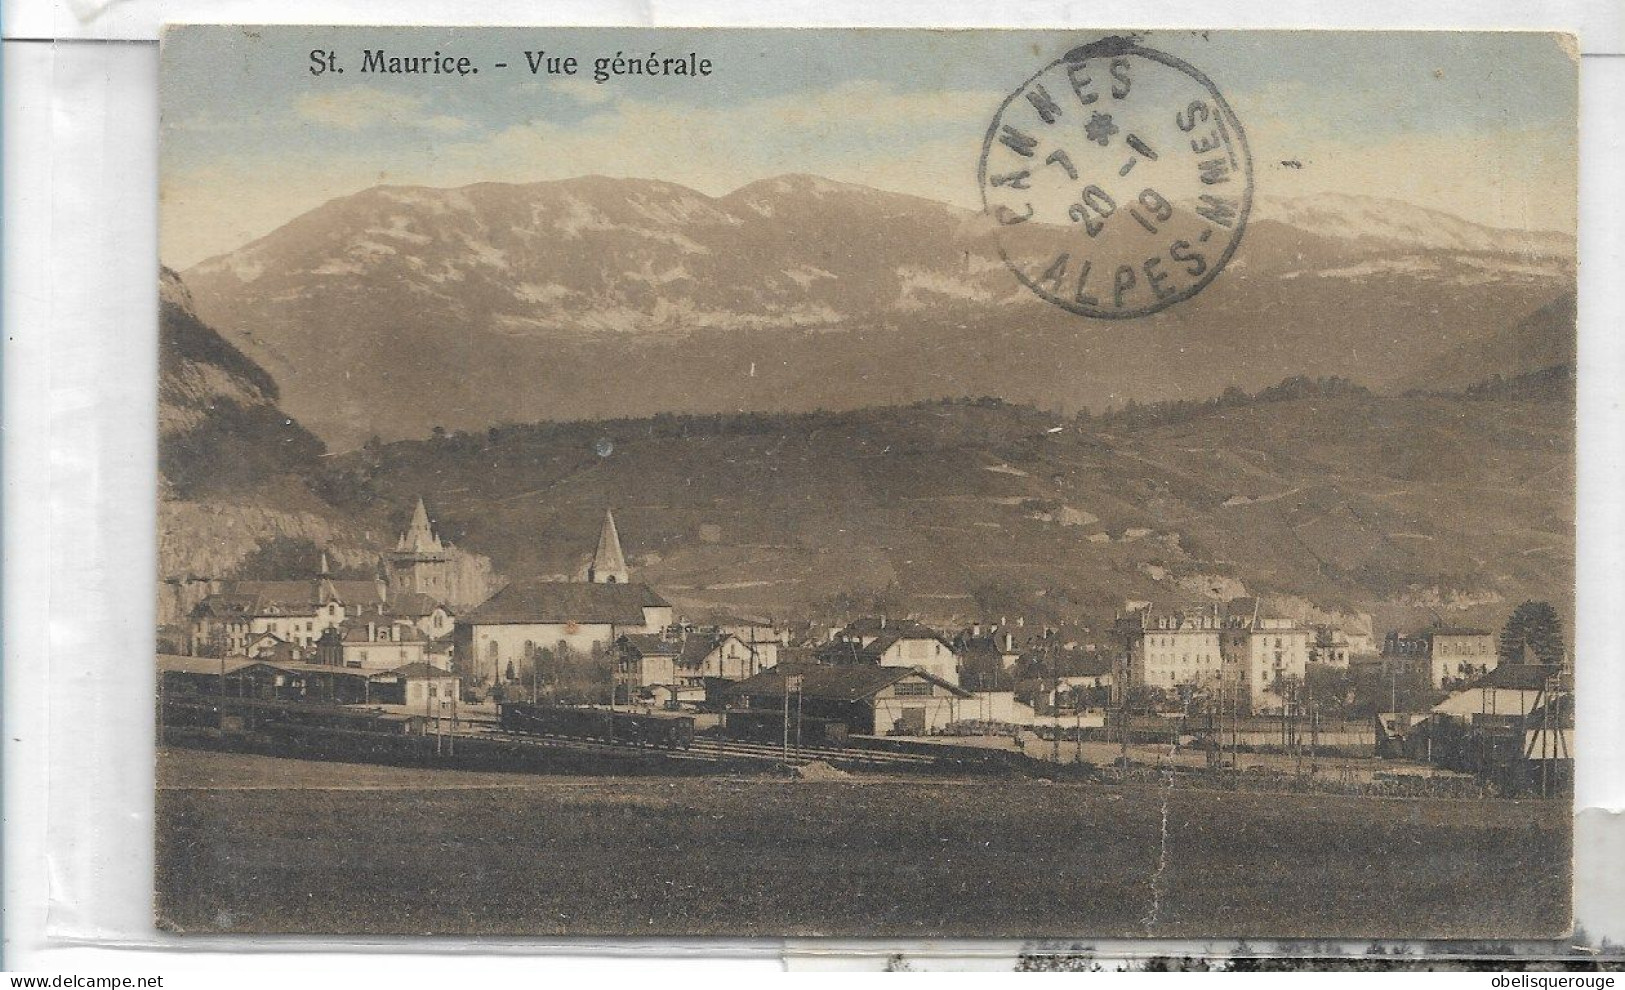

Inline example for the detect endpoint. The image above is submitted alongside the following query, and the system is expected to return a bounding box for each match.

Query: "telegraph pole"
[781,674,804,759]
[1075,693,1083,764]
[428,673,439,754]
[1119,682,1130,772]
[1051,647,1060,765]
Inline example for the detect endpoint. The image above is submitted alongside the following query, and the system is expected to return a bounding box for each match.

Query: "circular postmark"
[979,37,1253,319]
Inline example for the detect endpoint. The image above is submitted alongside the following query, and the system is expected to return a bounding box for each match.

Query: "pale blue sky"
[161,27,1577,266]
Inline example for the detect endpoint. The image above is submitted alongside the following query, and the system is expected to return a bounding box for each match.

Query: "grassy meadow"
[155,749,1569,938]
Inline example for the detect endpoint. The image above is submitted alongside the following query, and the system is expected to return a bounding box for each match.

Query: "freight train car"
[499,703,694,750]
[723,707,849,749]
[162,696,421,735]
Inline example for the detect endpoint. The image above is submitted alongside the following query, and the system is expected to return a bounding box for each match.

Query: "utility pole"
[428,674,438,754]
[1075,692,1083,764]
[1222,679,1235,773]
[1119,683,1130,773]
[1308,690,1318,773]
[1051,647,1060,765]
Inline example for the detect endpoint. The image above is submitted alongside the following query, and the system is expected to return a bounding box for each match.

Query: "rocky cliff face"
[160,265,327,497]
[157,266,499,625]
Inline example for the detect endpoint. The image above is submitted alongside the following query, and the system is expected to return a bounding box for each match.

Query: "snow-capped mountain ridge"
[1252,193,1572,260]
[180,174,1575,446]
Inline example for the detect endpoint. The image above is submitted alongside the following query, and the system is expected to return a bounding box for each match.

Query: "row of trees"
[1073,375,1371,430]
[488,641,615,705]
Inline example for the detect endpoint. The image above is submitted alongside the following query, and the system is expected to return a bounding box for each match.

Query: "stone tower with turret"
[386,496,452,601]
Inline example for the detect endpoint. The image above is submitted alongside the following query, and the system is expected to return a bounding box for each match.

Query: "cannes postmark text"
[980,37,1253,319]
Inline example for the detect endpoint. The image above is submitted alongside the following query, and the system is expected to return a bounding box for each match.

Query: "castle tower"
[386,496,451,600]
[397,496,444,554]
[586,510,630,585]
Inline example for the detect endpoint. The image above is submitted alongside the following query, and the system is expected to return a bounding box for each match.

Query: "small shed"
[368,662,461,710]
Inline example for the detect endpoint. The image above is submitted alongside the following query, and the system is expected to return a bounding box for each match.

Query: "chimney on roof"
[880,615,887,629]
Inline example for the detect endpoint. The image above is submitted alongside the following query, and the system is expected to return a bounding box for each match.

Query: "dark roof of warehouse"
[460,580,669,625]
[388,591,450,617]
[725,663,971,702]
[617,632,682,656]
[373,662,456,680]
[1464,663,1565,692]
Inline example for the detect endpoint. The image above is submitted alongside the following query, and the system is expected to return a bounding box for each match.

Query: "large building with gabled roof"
[1117,597,1312,714]
[1383,625,1499,689]
[454,510,674,688]
[188,569,383,657]
[817,617,961,686]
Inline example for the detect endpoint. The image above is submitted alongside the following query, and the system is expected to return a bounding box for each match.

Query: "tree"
[1305,663,1355,716]
[1499,601,1566,668]
[228,537,373,581]
[1347,661,1434,716]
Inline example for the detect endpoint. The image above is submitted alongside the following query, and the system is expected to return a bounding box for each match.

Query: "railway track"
[474,725,941,768]
[470,726,720,762]
[687,737,939,767]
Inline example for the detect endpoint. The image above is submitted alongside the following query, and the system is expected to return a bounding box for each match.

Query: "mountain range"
[158,255,1573,637]
[180,175,1576,448]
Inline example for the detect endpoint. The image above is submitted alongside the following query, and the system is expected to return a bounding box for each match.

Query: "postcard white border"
[5,0,1622,977]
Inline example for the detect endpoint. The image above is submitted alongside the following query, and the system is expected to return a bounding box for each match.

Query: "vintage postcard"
[157,27,1577,939]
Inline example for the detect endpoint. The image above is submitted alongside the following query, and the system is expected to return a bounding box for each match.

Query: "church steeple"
[587,510,629,584]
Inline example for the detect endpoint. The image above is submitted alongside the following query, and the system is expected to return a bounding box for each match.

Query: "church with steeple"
[454,509,674,687]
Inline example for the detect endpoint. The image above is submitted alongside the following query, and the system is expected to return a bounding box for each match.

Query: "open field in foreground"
[155,748,1570,939]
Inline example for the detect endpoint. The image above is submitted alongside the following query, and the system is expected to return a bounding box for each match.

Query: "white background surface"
[5,0,1623,977]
